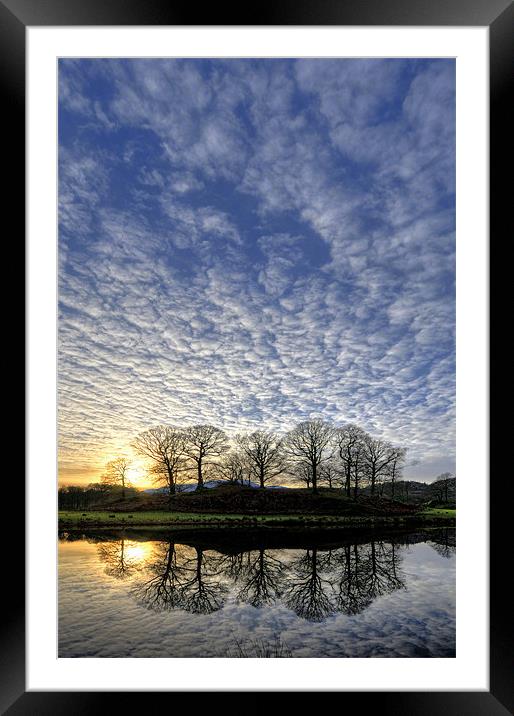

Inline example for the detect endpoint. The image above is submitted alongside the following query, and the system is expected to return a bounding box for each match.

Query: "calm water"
[59,528,455,658]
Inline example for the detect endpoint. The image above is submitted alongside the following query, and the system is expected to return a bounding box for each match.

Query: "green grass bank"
[59,507,455,530]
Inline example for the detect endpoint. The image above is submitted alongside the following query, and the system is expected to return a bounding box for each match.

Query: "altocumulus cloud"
[58,58,455,483]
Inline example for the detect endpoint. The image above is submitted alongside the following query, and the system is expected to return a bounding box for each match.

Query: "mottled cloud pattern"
[58,59,455,484]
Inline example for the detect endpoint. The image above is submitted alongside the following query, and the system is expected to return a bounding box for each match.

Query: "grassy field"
[418,508,456,518]
[58,507,455,529]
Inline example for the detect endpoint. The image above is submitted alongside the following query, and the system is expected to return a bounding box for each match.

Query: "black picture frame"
[7,0,510,711]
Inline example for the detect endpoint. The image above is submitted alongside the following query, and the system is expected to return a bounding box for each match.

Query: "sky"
[58,58,456,487]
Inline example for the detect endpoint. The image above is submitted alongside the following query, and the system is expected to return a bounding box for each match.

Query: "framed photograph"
[7,0,509,710]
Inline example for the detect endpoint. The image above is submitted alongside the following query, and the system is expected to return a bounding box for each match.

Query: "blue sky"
[58,58,455,484]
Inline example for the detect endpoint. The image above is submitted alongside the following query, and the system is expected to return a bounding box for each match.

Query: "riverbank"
[58,507,455,530]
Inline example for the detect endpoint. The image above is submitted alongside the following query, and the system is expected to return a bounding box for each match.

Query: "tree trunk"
[353,469,359,500]
[259,465,265,489]
[345,468,351,497]
[312,463,317,494]
[196,458,204,490]
[370,467,376,496]
[167,466,176,497]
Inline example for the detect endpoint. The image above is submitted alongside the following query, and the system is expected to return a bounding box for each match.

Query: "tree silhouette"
[214,449,251,485]
[432,472,456,503]
[183,425,230,490]
[131,541,187,611]
[284,548,335,621]
[234,549,285,607]
[362,437,396,496]
[318,457,341,489]
[290,461,313,489]
[237,431,287,489]
[100,457,131,499]
[285,420,334,494]
[132,426,186,504]
[428,528,456,559]
[361,540,405,600]
[384,447,407,499]
[335,424,368,497]
[334,544,373,614]
[333,541,406,614]
[97,538,143,580]
[180,548,227,613]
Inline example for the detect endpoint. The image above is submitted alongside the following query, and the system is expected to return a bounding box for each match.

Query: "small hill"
[143,479,283,494]
[94,483,420,516]
[361,478,456,507]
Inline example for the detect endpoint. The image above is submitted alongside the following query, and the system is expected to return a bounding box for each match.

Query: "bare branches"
[183,424,230,490]
[284,419,335,493]
[101,457,131,499]
[361,436,398,496]
[132,426,186,501]
[121,419,412,498]
[236,431,287,488]
[214,449,251,485]
[334,424,367,497]
[384,447,407,499]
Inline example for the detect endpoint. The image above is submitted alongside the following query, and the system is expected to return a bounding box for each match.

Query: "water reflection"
[62,529,454,622]
[427,528,456,559]
[59,529,456,657]
[231,549,284,608]
[97,539,146,580]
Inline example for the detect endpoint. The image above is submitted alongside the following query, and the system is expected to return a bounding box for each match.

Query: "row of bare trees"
[99,420,408,500]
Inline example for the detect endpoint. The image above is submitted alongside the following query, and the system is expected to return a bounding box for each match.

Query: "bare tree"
[350,439,366,499]
[183,424,230,490]
[236,431,287,489]
[284,420,334,493]
[214,449,250,486]
[335,424,369,497]
[361,436,396,496]
[131,426,186,505]
[433,472,455,504]
[100,457,131,499]
[289,461,313,489]
[385,447,407,499]
[318,457,341,489]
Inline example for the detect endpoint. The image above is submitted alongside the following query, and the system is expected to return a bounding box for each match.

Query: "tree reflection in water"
[86,531,455,622]
[284,548,335,622]
[130,542,186,612]
[229,549,285,608]
[179,548,227,614]
[96,539,145,580]
[129,543,227,615]
[428,528,456,559]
